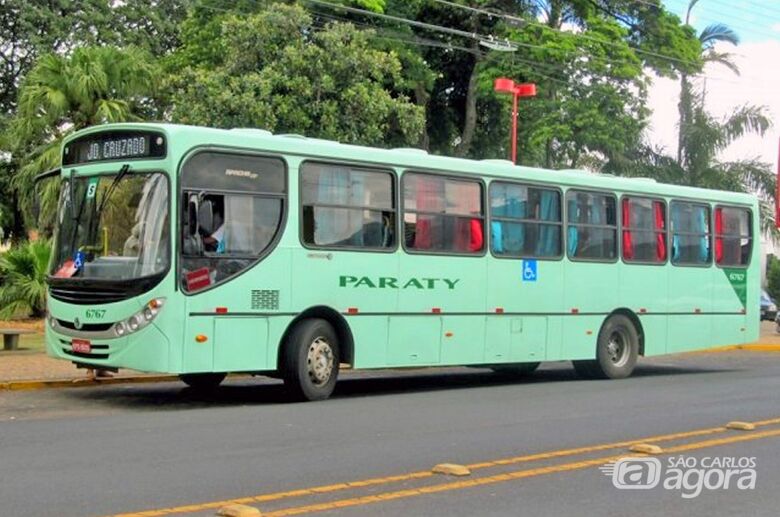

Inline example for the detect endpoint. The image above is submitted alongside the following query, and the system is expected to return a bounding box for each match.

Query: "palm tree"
[677,0,740,167]
[671,1,776,236]
[7,45,155,231]
[0,240,51,319]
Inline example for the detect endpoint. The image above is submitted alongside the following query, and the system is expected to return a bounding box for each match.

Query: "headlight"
[113,298,165,337]
[770,304,777,312]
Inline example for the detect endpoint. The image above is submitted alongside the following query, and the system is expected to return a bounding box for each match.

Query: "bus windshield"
[50,171,169,281]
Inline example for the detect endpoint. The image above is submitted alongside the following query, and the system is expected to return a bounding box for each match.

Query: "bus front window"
[50,172,170,281]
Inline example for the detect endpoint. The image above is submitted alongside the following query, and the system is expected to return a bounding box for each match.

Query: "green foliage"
[167,4,424,147]
[7,46,156,231]
[0,240,51,319]
[767,257,780,305]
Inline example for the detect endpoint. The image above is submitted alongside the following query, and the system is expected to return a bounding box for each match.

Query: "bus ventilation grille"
[251,290,279,311]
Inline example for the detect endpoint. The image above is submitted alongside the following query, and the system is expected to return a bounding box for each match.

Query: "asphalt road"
[2,348,780,517]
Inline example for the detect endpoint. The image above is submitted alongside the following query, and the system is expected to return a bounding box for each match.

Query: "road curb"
[0,375,179,391]
[687,343,780,354]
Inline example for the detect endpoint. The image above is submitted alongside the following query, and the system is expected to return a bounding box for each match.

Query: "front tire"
[282,319,340,401]
[179,372,226,390]
[573,314,639,379]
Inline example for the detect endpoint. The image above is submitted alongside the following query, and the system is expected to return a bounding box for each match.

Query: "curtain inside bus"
[314,167,370,246]
[622,198,634,259]
[567,197,579,256]
[536,190,558,256]
[654,201,666,261]
[491,183,526,254]
[697,207,709,262]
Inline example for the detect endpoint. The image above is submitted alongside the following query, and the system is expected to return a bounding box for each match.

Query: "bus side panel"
[560,315,602,360]
[387,316,441,366]
[666,267,713,352]
[183,316,215,372]
[214,317,269,371]
[618,262,668,356]
[348,316,389,368]
[441,316,488,365]
[486,258,563,362]
[711,265,748,347]
[561,261,619,360]
[636,315,667,357]
[396,254,486,366]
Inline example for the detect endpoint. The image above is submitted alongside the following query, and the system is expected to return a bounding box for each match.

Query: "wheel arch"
[277,306,355,369]
[603,308,645,356]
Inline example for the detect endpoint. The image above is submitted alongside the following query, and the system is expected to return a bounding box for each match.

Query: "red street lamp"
[494,78,536,164]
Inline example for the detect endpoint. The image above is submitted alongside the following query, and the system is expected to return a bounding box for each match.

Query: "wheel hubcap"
[606,329,630,367]
[307,337,334,386]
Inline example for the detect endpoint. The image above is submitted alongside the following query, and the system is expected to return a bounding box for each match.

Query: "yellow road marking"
[108,416,780,517]
[263,428,780,517]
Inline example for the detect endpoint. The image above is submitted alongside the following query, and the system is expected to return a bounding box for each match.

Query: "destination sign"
[63,131,166,165]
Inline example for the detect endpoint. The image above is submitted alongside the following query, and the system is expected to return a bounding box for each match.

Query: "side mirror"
[32,167,61,223]
[187,197,198,237]
[198,200,214,235]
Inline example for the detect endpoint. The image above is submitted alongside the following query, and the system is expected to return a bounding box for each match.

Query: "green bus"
[41,123,759,400]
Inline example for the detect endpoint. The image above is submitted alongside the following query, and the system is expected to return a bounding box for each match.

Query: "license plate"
[72,339,92,354]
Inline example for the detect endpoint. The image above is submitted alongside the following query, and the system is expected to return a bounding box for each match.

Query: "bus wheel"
[573,315,638,380]
[179,372,226,390]
[490,362,540,376]
[282,318,340,401]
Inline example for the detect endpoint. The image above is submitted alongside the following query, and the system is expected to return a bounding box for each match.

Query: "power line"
[195,1,780,94]
[425,0,704,69]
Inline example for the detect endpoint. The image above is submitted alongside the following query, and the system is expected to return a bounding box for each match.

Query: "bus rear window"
[403,173,484,255]
[715,206,751,267]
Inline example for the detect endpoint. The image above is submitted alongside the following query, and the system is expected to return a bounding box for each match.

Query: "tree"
[605,1,777,237]
[7,45,156,231]
[0,240,51,319]
[677,0,740,167]
[374,0,700,163]
[166,3,424,147]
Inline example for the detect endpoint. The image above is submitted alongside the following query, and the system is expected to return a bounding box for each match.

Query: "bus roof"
[63,122,758,206]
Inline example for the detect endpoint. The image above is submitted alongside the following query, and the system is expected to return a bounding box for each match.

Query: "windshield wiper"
[97,164,131,216]
[81,164,131,254]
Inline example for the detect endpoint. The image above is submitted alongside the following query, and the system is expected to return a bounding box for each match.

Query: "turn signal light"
[195,334,208,343]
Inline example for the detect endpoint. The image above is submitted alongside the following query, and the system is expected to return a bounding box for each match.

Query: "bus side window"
[566,190,616,261]
[670,201,711,266]
[403,173,484,255]
[622,197,667,263]
[300,162,395,250]
[489,181,561,259]
[180,152,286,292]
[715,206,751,267]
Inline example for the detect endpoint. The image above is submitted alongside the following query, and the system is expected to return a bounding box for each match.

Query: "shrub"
[0,240,51,319]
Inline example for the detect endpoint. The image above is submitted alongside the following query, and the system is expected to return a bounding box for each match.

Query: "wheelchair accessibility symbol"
[522,259,537,282]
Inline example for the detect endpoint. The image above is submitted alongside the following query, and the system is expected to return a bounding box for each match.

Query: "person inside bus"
[200,196,226,254]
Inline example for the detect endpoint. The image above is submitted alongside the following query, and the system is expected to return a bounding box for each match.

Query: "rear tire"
[573,314,638,379]
[282,318,340,401]
[490,362,540,376]
[179,372,226,390]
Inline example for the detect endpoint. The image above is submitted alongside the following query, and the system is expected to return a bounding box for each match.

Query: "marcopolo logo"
[601,456,757,498]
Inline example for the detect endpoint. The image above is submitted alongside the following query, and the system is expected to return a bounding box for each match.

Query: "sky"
[646,0,780,175]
